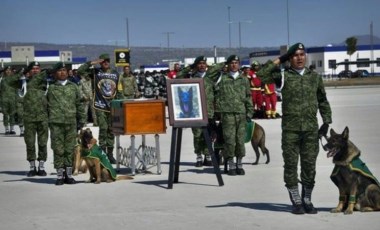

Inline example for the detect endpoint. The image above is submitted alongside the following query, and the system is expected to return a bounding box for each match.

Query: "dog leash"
[319,135,328,151]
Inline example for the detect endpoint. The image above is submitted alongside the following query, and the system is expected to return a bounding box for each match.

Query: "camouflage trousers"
[282,130,319,188]
[191,127,208,155]
[221,113,246,160]
[2,99,16,127]
[50,123,76,169]
[95,110,115,150]
[24,120,48,162]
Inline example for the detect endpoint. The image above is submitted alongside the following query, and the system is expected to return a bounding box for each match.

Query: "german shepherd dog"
[80,128,133,183]
[213,120,270,172]
[323,127,380,214]
[178,87,196,118]
[72,132,88,176]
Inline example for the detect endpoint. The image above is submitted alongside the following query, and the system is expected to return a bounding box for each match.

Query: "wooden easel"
[167,126,224,189]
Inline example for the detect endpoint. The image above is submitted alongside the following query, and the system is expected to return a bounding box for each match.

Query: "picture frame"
[166,78,208,127]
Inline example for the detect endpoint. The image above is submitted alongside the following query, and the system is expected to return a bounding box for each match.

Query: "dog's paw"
[344,209,354,215]
[330,208,342,213]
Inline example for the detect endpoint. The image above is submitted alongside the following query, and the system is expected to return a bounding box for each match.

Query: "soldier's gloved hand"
[246,116,252,122]
[279,53,289,63]
[318,123,329,138]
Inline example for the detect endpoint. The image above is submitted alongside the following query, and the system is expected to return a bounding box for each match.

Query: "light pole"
[228,6,231,50]
[287,0,290,46]
[126,17,130,49]
[163,32,174,55]
[238,20,252,49]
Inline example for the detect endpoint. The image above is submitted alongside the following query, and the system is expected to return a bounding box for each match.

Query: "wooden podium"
[111,99,166,175]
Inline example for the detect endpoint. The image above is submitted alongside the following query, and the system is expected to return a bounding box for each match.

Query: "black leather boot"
[302,186,318,214]
[107,147,117,164]
[287,186,305,214]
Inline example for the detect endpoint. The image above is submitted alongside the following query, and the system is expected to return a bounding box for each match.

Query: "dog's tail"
[115,175,134,181]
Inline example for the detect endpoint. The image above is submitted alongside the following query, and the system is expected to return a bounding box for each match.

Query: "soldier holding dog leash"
[257,43,332,214]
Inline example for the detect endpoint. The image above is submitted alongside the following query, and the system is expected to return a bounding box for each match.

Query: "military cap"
[4,66,12,71]
[27,61,40,70]
[251,60,260,67]
[287,42,305,56]
[52,62,66,72]
[226,55,240,64]
[193,56,207,66]
[99,53,110,60]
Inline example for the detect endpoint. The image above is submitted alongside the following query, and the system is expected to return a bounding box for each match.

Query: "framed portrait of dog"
[166,78,208,127]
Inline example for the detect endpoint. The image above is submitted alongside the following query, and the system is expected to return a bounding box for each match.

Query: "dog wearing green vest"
[323,127,380,214]
[80,128,133,183]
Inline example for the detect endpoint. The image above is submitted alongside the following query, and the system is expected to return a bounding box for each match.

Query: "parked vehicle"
[338,70,353,78]
[353,69,369,78]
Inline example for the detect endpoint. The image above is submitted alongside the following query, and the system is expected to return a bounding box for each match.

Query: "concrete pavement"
[1,86,380,230]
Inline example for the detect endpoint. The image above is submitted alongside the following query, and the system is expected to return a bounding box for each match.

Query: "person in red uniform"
[249,61,264,116]
[263,81,277,119]
[167,63,180,79]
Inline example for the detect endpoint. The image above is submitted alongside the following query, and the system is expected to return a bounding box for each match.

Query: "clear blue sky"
[1,0,379,49]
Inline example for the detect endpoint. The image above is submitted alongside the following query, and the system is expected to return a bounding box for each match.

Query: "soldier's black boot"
[195,154,203,167]
[287,186,305,214]
[203,155,212,166]
[55,168,64,186]
[227,158,237,176]
[107,147,117,164]
[27,160,37,177]
[64,167,76,184]
[236,157,245,175]
[37,160,47,176]
[302,186,318,214]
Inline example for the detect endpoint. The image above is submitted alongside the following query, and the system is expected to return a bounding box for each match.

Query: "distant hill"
[0,42,271,69]
[1,34,379,68]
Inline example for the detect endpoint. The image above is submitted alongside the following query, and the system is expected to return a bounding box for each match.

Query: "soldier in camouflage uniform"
[257,43,332,214]
[0,66,18,135]
[10,62,50,177]
[177,56,221,167]
[47,62,85,185]
[79,72,97,126]
[78,54,124,164]
[213,55,253,176]
[120,65,140,99]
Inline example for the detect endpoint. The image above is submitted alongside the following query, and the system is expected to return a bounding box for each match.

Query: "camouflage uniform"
[213,66,254,163]
[0,68,18,134]
[79,75,97,125]
[77,60,123,162]
[120,72,139,99]
[176,61,220,166]
[47,78,85,170]
[13,71,50,163]
[257,60,332,188]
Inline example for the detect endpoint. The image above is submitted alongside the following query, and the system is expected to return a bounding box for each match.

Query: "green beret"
[99,53,110,60]
[287,42,305,56]
[251,60,260,67]
[52,62,66,72]
[193,56,207,65]
[27,61,40,70]
[226,55,240,64]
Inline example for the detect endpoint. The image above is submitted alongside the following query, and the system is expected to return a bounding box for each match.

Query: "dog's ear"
[330,128,336,136]
[342,126,349,140]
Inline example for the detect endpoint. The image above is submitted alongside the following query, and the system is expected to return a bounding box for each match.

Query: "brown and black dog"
[213,120,270,172]
[323,127,380,214]
[72,131,88,176]
[80,128,133,183]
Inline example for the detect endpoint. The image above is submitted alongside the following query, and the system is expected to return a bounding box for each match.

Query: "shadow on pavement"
[206,202,333,213]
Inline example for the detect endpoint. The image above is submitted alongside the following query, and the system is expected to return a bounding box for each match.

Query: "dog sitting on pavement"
[72,132,88,176]
[80,128,133,183]
[323,127,380,214]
